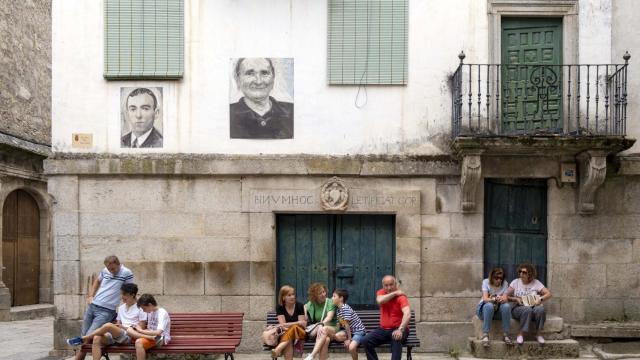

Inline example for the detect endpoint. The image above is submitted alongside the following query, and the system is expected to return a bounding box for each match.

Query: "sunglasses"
[518,270,529,274]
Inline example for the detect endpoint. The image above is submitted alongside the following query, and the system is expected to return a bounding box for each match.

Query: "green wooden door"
[484,180,548,284]
[335,215,395,309]
[502,18,562,133]
[277,214,395,309]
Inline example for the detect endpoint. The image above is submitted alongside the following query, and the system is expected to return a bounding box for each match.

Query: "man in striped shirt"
[71,255,135,360]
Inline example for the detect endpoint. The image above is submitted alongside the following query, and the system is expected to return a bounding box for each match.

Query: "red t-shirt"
[377,289,409,329]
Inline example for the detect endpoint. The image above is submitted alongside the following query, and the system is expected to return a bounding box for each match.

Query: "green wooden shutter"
[104,0,184,79]
[328,0,408,85]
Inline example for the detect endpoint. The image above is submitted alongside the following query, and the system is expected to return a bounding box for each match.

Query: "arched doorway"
[2,189,40,306]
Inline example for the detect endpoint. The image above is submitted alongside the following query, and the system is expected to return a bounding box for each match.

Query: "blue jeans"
[512,305,546,333]
[81,303,116,336]
[477,302,511,334]
[362,327,408,360]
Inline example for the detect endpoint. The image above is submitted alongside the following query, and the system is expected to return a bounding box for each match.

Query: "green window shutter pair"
[328,0,408,85]
[104,0,184,79]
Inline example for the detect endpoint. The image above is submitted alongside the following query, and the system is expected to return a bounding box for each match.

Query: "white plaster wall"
[52,0,621,155]
[613,0,640,154]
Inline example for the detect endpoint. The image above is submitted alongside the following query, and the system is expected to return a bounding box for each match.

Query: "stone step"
[10,304,55,321]
[571,322,640,338]
[472,314,565,339]
[469,337,580,359]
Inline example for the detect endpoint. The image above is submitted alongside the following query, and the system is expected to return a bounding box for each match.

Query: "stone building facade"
[49,0,640,354]
[0,0,52,321]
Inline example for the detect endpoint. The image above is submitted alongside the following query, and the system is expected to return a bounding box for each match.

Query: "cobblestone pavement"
[0,317,53,360]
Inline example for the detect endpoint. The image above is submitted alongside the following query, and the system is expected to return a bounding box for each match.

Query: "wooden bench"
[81,312,244,360]
[265,310,420,360]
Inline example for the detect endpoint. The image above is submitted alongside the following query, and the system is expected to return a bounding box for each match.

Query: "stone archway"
[0,180,52,311]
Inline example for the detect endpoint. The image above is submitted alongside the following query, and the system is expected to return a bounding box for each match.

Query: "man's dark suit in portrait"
[230,58,293,139]
[121,87,164,148]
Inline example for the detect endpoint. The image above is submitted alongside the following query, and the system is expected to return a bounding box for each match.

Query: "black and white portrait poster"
[229,58,294,139]
[120,87,164,148]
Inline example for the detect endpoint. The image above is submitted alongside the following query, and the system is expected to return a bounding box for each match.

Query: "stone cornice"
[44,154,460,176]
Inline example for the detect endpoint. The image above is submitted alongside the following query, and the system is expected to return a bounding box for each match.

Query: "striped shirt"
[337,304,366,333]
[92,265,134,310]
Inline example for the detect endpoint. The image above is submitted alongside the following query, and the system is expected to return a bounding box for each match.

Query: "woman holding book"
[476,267,512,346]
[506,263,552,345]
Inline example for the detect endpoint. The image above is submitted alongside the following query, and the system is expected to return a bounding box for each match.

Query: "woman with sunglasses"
[506,263,552,345]
[476,267,512,346]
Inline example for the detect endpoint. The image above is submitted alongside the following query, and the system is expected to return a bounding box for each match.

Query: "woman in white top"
[476,267,511,346]
[506,263,552,345]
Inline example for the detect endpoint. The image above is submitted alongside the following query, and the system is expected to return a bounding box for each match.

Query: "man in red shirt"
[362,275,411,360]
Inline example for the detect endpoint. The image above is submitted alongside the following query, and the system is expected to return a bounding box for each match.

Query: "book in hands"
[521,293,541,306]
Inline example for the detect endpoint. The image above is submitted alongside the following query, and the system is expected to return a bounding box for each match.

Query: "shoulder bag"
[305,299,328,335]
[261,324,284,347]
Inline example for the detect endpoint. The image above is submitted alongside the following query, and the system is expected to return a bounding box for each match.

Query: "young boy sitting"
[66,283,147,360]
[133,293,171,360]
[332,288,367,360]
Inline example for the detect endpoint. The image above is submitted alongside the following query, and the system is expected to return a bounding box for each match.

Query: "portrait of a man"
[230,58,294,139]
[120,87,163,148]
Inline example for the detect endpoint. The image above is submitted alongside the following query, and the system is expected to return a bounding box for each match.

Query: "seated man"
[361,275,411,360]
[134,294,171,360]
[66,283,147,360]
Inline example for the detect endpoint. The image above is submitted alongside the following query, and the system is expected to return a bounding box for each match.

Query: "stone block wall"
[0,0,51,145]
[547,175,640,322]
[49,174,434,351]
[47,158,640,352]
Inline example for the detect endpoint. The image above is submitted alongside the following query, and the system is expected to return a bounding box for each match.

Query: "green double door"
[502,17,563,132]
[484,180,548,284]
[277,214,395,309]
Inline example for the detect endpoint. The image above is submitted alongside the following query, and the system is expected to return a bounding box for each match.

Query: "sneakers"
[66,336,83,346]
[481,334,490,347]
[303,354,314,360]
[536,335,545,344]
[503,335,513,345]
[516,335,524,344]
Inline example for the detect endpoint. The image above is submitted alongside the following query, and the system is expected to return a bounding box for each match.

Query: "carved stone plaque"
[320,177,349,211]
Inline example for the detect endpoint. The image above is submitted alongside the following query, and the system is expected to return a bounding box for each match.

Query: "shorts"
[138,337,162,350]
[81,304,117,336]
[336,330,366,344]
[104,330,131,345]
[351,331,366,344]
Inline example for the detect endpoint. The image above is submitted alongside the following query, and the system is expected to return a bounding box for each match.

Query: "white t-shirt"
[478,278,509,305]
[116,303,147,328]
[147,308,171,344]
[509,278,546,298]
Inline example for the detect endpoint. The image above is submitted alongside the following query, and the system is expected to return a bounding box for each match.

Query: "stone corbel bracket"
[461,154,482,212]
[577,150,608,215]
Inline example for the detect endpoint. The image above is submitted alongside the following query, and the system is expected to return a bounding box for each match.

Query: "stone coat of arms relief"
[320,177,349,211]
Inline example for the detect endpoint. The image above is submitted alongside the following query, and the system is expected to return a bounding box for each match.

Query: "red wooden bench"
[81,312,244,360]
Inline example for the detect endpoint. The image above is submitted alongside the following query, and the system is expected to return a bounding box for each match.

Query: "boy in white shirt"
[133,293,171,360]
[66,283,147,360]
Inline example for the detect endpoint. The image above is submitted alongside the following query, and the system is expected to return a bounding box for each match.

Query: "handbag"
[305,299,328,335]
[261,324,284,347]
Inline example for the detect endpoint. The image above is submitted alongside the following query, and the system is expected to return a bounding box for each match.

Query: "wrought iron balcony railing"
[451,52,630,138]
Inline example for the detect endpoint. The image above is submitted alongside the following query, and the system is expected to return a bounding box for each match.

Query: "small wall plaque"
[72,133,93,148]
[561,162,576,183]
